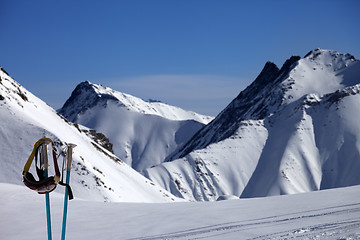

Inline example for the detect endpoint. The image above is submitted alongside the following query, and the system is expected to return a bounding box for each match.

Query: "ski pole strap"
[23,138,61,182]
[59,182,74,200]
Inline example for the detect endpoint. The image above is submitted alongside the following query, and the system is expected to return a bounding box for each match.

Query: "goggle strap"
[22,138,61,184]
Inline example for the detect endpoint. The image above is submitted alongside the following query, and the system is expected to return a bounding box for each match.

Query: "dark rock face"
[0,67,10,77]
[61,81,94,109]
[325,85,360,105]
[59,81,117,122]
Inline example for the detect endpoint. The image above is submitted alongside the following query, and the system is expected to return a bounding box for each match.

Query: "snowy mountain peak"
[246,55,300,93]
[282,49,359,105]
[60,81,213,124]
[59,81,117,122]
[166,55,302,160]
[145,49,360,201]
[304,48,357,64]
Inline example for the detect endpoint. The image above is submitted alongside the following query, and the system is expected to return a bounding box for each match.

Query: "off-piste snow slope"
[59,81,213,172]
[1,183,360,240]
[0,67,181,202]
[145,49,360,201]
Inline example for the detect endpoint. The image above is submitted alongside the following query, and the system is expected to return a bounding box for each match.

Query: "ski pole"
[61,143,76,240]
[40,142,53,240]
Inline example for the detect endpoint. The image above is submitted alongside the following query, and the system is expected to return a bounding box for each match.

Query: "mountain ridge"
[167,49,358,161]
[60,81,213,124]
[145,48,360,201]
[164,56,300,161]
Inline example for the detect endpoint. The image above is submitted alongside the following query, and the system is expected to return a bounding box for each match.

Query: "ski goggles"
[22,138,61,194]
[22,171,59,194]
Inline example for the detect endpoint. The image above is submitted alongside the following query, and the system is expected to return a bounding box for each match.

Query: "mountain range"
[143,48,360,200]
[1,48,359,203]
[59,81,213,172]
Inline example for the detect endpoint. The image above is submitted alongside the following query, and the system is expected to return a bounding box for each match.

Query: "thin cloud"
[103,74,248,116]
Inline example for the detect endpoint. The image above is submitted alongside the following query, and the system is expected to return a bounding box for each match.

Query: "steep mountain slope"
[0,67,181,202]
[144,49,360,201]
[59,82,213,172]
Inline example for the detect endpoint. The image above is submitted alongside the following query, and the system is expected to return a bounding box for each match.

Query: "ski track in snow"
[1,184,360,240]
[128,203,360,240]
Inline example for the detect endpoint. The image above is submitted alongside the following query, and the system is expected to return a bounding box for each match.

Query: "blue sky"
[1,0,359,116]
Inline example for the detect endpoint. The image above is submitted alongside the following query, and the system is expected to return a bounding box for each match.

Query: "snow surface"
[1,183,359,239]
[0,68,181,202]
[74,99,205,172]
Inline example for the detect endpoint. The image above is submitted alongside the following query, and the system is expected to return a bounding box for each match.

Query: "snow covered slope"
[145,49,360,201]
[1,182,359,239]
[59,81,213,172]
[0,67,181,202]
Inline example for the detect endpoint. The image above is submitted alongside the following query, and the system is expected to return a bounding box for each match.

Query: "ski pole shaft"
[45,170,52,240]
[61,144,76,240]
[61,171,70,240]
[41,144,52,240]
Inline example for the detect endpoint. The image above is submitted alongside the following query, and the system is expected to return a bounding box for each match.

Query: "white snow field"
[1,183,359,240]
